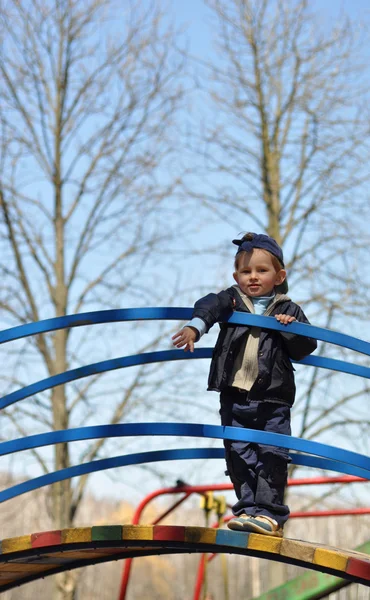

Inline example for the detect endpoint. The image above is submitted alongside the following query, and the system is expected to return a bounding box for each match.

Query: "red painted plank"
[153,526,185,541]
[31,531,62,548]
[346,557,370,581]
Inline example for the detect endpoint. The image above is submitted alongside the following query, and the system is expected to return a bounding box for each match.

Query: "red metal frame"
[118,476,368,600]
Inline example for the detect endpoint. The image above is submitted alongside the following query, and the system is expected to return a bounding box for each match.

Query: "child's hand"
[275,314,297,325]
[172,326,197,352]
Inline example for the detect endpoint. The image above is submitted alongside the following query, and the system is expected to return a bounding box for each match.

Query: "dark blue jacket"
[192,287,317,406]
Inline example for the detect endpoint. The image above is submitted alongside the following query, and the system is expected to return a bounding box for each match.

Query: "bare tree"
[197,0,370,262]
[0,0,189,597]
[188,0,370,451]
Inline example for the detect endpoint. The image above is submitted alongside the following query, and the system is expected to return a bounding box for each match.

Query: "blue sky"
[173,0,370,55]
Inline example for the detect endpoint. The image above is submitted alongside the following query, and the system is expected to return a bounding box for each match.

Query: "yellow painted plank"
[61,528,92,544]
[1,536,32,554]
[122,525,153,541]
[184,527,217,545]
[313,547,348,571]
[247,533,282,554]
[280,539,316,563]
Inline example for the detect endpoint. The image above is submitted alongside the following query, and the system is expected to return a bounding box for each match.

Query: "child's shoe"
[227,513,253,531]
[241,515,284,537]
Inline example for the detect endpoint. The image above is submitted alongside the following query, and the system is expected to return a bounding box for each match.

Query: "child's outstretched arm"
[172,326,198,353]
[172,289,235,353]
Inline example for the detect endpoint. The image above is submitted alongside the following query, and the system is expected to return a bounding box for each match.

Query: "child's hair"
[234,233,283,272]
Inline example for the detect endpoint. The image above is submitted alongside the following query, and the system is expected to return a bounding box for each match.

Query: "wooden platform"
[0,525,369,592]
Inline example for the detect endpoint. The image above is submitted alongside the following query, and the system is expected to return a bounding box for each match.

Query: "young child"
[172,232,317,537]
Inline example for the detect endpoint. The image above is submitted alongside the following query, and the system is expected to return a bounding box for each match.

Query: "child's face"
[233,249,286,297]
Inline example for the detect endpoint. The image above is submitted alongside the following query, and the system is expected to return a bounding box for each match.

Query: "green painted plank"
[91,526,122,541]
[252,541,370,600]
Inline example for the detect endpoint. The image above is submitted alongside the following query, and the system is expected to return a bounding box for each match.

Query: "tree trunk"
[55,571,78,600]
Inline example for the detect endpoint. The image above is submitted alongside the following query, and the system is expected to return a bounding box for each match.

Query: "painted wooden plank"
[280,539,315,563]
[153,525,185,541]
[122,525,153,541]
[1,535,32,554]
[184,527,217,545]
[313,548,348,572]
[62,528,92,544]
[346,557,370,581]
[31,531,62,548]
[216,529,249,549]
[247,533,282,554]
[91,526,122,541]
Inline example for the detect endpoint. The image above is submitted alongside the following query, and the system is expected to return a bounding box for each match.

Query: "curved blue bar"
[1,308,369,510]
[289,452,369,477]
[1,349,369,410]
[0,446,369,505]
[0,423,369,473]
[1,307,370,357]
[0,308,192,344]
[298,355,370,379]
[0,448,220,503]
[0,349,212,409]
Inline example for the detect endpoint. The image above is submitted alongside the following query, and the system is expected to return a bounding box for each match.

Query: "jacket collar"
[233,285,290,314]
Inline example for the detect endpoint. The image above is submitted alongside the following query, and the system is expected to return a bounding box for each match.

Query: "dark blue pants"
[220,388,291,527]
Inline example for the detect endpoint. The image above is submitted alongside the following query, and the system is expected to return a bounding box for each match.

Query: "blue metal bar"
[0,446,368,505]
[0,308,192,344]
[0,349,211,409]
[298,354,370,380]
[0,423,369,472]
[1,308,369,508]
[1,307,370,357]
[289,452,370,478]
[1,349,368,410]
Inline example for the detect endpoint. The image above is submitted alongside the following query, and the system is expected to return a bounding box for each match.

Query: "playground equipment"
[1,523,370,593]
[0,308,369,596]
[118,477,370,600]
